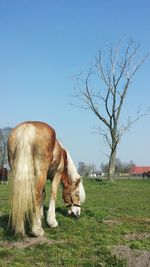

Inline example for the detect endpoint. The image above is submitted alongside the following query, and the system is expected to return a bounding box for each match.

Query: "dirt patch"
[124,232,150,241]
[113,245,150,267]
[103,219,122,226]
[0,236,63,249]
[104,217,150,225]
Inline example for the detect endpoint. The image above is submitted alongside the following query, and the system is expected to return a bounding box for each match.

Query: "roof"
[130,166,150,174]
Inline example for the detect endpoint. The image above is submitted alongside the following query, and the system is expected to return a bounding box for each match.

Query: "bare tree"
[0,127,11,167]
[73,40,148,181]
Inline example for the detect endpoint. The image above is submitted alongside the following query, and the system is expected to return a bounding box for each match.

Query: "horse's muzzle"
[70,205,81,218]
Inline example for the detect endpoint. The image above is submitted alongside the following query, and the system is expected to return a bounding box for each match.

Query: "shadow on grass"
[43,205,67,218]
[45,204,97,219]
[0,214,15,240]
[84,208,96,217]
[0,214,31,241]
[42,205,68,229]
[0,205,80,239]
[55,206,97,220]
[56,207,68,216]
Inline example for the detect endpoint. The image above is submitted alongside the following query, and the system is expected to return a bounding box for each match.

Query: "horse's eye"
[75,191,79,197]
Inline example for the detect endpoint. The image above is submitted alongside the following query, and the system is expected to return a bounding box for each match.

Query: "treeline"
[101,159,135,175]
[78,159,135,176]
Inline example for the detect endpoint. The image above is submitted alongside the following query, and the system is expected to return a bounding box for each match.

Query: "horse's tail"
[10,124,36,236]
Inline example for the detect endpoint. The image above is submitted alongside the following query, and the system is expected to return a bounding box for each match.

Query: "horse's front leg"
[47,172,61,228]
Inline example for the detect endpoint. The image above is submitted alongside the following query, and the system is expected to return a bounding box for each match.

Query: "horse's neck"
[65,149,80,182]
[61,169,71,188]
[59,141,80,183]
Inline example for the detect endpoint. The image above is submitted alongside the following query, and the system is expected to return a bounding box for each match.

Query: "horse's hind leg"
[32,170,47,237]
[47,172,61,227]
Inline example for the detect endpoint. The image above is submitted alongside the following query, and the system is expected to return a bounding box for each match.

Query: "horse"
[142,171,150,178]
[7,121,85,237]
[0,167,8,184]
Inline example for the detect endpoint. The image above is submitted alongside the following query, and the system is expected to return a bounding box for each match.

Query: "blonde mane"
[66,150,80,182]
[58,140,80,182]
[66,149,86,203]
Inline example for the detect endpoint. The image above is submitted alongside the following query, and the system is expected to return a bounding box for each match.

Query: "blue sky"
[0,0,150,168]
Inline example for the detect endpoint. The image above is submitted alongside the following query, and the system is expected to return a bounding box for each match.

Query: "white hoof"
[47,217,58,228]
[32,225,44,237]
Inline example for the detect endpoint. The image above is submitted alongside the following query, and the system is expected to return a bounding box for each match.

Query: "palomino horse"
[8,121,85,236]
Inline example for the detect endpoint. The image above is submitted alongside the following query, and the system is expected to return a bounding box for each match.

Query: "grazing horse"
[8,121,85,237]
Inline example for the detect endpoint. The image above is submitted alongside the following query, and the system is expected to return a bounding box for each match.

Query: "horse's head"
[62,177,85,218]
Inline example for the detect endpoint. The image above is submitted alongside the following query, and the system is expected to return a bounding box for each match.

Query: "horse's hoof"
[47,218,58,228]
[32,226,44,237]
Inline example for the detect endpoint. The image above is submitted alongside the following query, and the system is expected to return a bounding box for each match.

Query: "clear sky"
[0,0,150,168]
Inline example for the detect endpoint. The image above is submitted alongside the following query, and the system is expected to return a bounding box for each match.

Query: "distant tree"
[78,161,96,176]
[73,39,148,181]
[78,162,86,176]
[101,162,109,174]
[125,160,135,173]
[115,158,123,174]
[0,127,11,167]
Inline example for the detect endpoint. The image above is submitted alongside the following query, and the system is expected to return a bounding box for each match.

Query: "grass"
[0,178,150,266]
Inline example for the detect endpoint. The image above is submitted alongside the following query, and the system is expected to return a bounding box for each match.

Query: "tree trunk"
[108,148,116,181]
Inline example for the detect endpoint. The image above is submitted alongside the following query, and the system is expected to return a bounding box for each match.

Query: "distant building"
[130,166,150,176]
[89,171,104,178]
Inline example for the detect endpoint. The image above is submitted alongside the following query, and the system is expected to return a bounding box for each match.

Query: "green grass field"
[0,178,150,266]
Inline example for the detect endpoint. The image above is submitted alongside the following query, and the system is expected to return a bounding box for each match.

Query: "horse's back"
[9,121,56,139]
[8,121,56,153]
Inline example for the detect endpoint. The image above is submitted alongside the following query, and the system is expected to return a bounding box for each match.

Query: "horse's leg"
[32,170,47,237]
[47,172,61,227]
[41,187,46,217]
